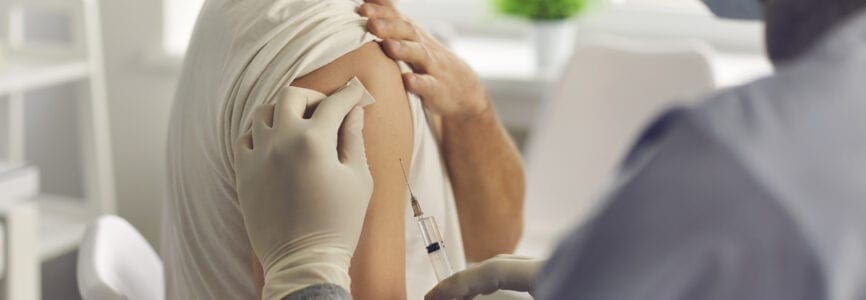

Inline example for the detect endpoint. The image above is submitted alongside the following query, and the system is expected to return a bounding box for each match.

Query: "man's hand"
[234,78,375,300]
[360,0,489,121]
[361,0,526,261]
[426,255,544,300]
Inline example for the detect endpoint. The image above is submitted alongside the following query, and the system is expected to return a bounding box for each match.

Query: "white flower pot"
[533,20,577,74]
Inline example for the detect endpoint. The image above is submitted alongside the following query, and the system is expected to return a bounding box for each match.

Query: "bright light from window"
[163,0,204,56]
[161,0,483,56]
[612,0,710,14]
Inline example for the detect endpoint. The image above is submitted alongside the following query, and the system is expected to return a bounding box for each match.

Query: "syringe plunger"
[417,216,454,281]
[399,158,454,281]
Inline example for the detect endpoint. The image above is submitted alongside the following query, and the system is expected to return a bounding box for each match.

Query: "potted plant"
[493,0,591,72]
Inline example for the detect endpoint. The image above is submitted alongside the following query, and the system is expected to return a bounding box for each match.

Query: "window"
[160,0,485,56]
[163,0,204,56]
[613,0,711,13]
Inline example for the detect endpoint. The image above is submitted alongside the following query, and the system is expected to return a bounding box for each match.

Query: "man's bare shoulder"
[292,42,406,98]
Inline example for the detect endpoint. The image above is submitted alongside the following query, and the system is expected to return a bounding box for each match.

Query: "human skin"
[252,42,413,300]
[254,0,530,293]
[360,0,526,261]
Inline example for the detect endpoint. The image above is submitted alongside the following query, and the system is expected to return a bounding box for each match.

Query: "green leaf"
[492,0,591,20]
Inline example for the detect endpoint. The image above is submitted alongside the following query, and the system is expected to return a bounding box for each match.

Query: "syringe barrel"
[416,216,454,281]
[427,244,454,281]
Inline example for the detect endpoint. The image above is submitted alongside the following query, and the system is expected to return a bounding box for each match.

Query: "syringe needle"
[399,159,424,217]
[398,158,415,197]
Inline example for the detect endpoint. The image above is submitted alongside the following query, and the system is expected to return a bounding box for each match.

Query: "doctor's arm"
[250,43,414,299]
[360,0,526,261]
[234,82,372,300]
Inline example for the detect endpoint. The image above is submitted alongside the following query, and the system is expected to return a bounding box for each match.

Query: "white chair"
[517,36,717,257]
[77,215,164,300]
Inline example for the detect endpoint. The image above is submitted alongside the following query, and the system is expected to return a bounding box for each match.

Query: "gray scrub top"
[537,10,866,300]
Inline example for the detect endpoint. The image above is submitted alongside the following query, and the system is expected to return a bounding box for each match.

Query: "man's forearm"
[357,0,526,261]
[441,102,525,261]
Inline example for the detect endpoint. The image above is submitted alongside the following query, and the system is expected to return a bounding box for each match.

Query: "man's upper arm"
[272,42,413,299]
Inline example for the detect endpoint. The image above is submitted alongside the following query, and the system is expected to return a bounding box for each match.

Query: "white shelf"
[35,195,95,261]
[0,162,39,198]
[0,162,39,277]
[0,165,96,263]
[0,51,90,96]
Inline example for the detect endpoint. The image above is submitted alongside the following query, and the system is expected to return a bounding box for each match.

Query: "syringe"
[399,159,455,281]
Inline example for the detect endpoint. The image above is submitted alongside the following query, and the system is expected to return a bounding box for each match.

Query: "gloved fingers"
[480,258,536,293]
[427,264,505,300]
[339,107,369,168]
[493,254,535,260]
[236,133,254,152]
[233,133,254,169]
[426,257,540,300]
[252,104,275,139]
[274,87,309,128]
[465,264,504,298]
[382,40,430,73]
[426,268,473,300]
[311,81,365,133]
[461,259,530,297]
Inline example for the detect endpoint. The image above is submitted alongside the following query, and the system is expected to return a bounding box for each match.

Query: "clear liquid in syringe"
[399,159,455,281]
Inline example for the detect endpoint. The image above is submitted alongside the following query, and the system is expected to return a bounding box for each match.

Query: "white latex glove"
[234,78,375,300]
[425,255,545,300]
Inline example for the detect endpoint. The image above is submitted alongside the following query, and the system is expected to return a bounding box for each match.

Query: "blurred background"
[0,0,772,298]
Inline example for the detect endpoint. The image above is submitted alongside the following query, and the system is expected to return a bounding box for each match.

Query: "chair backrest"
[517,35,717,257]
[77,215,164,300]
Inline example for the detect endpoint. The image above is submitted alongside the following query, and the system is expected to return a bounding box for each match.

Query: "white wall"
[92,0,766,251]
[99,0,177,248]
[25,83,85,198]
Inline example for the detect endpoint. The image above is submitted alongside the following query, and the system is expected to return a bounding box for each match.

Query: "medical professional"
[236,0,866,298]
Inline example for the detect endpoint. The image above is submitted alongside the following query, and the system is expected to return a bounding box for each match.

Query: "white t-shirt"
[161,0,465,298]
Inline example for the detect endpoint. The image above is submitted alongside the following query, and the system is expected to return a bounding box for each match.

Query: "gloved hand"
[425,255,545,300]
[234,78,375,300]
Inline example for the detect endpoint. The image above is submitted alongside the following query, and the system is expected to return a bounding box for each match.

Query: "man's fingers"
[362,0,395,8]
[368,18,418,41]
[359,3,399,20]
[251,104,275,138]
[383,40,430,72]
[339,107,368,167]
[273,87,309,127]
[402,73,439,100]
[311,81,366,133]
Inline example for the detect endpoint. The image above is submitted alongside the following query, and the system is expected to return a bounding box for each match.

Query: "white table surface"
[452,35,772,88]
[450,35,773,130]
